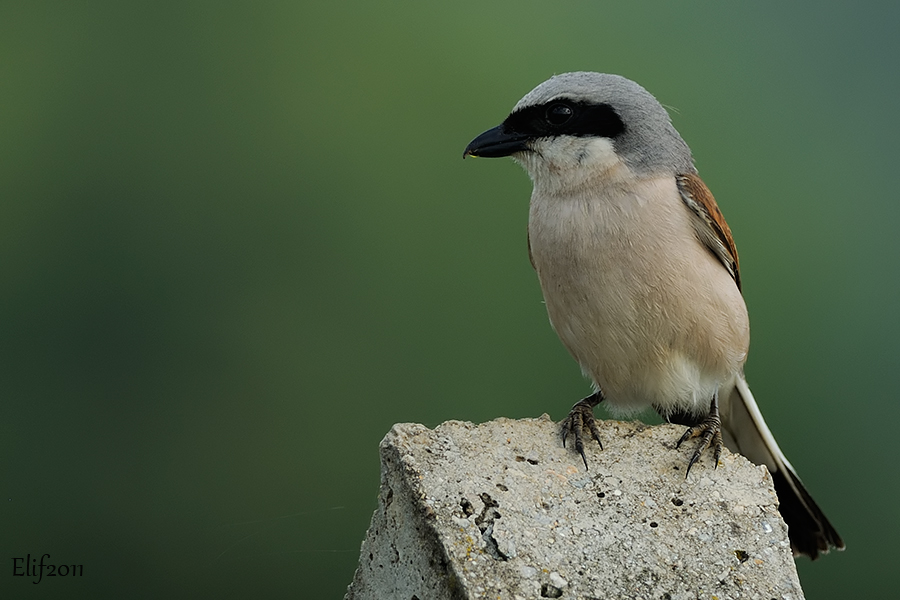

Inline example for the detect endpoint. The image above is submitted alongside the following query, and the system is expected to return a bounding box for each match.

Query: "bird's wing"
[677,173,741,292]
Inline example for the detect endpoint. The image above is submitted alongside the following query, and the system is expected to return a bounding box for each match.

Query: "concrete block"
[345,415,804,600]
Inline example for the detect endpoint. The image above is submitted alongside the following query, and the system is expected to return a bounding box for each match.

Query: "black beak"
[463,125,530,158]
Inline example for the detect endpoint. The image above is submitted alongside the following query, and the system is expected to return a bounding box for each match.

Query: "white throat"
[514,137,632,196]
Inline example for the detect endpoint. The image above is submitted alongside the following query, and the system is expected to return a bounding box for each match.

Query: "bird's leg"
[675,392,723,478]
[561,390,604,469]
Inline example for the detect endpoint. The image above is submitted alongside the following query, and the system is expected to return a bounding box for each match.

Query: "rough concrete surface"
[345,415,804,600]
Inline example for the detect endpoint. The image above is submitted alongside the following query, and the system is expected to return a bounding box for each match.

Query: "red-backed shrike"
[464,72,843,559]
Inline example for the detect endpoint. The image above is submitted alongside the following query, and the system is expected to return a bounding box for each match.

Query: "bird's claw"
[675,396,723,478]
[560,392,603,469]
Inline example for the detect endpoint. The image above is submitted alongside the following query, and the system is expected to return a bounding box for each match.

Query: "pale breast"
[527,175,749,415]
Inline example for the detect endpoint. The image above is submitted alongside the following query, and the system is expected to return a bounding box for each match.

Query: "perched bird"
[463,72,843,559]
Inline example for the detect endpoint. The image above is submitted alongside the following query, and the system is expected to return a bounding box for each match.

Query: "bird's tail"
[721,377,844,559]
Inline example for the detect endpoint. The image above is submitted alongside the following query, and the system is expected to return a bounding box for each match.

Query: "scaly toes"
[679,415,722,478]
[561,396,603,469]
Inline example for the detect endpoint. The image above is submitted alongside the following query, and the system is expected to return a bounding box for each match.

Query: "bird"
[463,72,843,559]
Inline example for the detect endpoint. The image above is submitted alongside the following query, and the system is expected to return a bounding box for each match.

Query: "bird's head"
[464,72,695,191]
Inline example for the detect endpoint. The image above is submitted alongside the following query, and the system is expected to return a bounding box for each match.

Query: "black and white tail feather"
[722,377,844,559]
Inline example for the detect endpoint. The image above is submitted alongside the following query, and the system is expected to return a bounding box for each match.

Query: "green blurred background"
[1,1,896,598]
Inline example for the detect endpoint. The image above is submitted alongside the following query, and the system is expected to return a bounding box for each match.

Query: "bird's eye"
[546,103,574,126]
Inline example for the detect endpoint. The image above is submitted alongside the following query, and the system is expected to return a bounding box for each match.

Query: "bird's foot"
[675,395,723,478]
[561,391,603,469]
